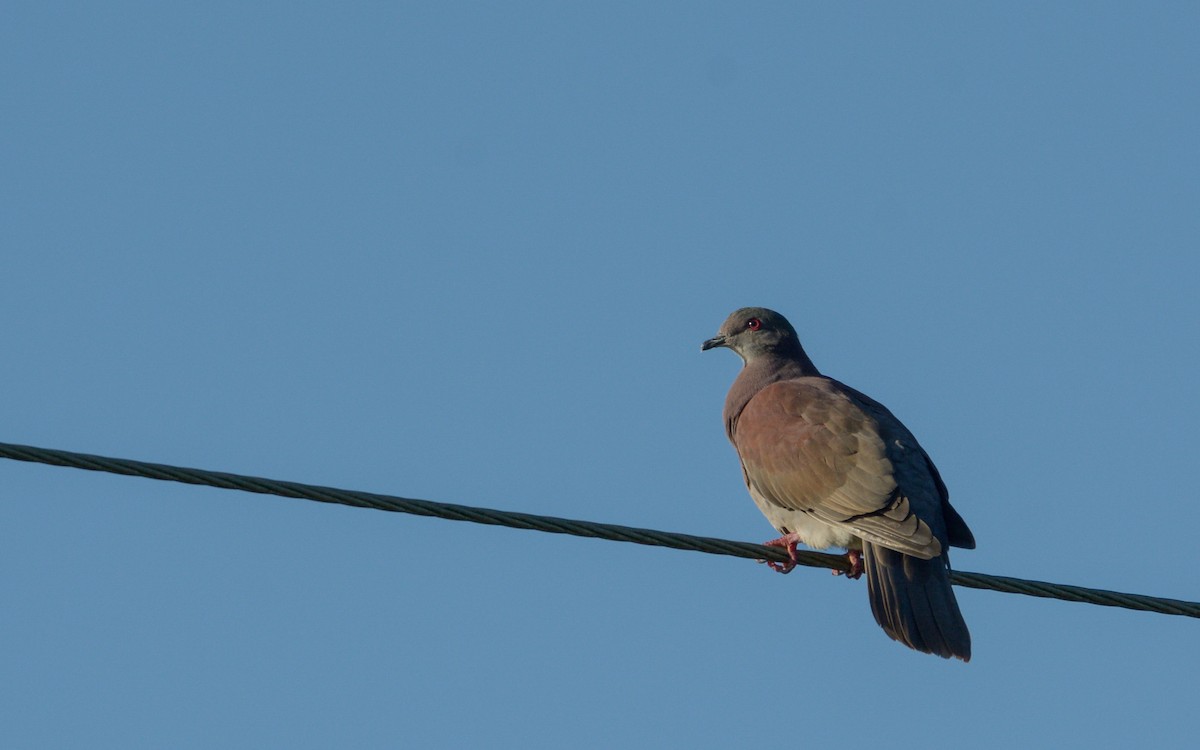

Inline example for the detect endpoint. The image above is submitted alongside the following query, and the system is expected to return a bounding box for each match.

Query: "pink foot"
[761,532,803,574]
[832,549,864,580]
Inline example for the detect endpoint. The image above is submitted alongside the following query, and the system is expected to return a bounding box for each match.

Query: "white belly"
[748,484,861,551]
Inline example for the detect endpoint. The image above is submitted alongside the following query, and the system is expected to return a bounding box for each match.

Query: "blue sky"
[3,3,1197,747]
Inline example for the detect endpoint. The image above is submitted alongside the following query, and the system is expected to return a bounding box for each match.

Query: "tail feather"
[862,541,971,661]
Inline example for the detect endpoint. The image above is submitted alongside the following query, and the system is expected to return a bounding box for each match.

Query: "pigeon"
[702,307,975,660]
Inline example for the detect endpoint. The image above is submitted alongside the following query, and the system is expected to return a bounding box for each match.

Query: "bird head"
[701,307,803,363]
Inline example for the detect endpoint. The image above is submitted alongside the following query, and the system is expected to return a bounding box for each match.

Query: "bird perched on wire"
[702,307,976,660]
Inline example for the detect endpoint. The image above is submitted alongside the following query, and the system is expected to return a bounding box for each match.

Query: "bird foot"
[760,532,803,574]
[831,549,864,580]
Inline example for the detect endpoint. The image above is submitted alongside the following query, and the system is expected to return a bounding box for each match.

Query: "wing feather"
[733,378,944,558]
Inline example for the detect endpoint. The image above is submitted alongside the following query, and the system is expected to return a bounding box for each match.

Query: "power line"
[1,440,1197,619]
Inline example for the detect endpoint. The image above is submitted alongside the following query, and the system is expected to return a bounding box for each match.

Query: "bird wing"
[839,381,974,551]
[733,377,944,559]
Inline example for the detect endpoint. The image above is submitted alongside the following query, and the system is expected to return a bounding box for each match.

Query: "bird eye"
[746,318,762,331]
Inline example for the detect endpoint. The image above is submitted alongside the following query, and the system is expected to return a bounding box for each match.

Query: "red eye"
[746,318,762,331]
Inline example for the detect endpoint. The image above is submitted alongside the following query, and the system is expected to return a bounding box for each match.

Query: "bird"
[702,307,975,660]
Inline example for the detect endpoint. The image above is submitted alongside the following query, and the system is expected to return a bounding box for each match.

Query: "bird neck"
[723,351,820,440]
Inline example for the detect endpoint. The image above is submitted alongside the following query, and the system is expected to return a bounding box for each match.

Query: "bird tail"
[862,541,971,661]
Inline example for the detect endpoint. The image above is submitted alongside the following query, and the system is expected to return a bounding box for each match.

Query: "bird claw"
[831,549,865,580]
[760,533,803,575]
[762,558,797,574]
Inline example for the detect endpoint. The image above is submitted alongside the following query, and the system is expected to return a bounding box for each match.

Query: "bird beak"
[701,334,727,351]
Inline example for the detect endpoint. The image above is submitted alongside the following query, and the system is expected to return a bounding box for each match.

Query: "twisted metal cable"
[2,441,1197,619]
